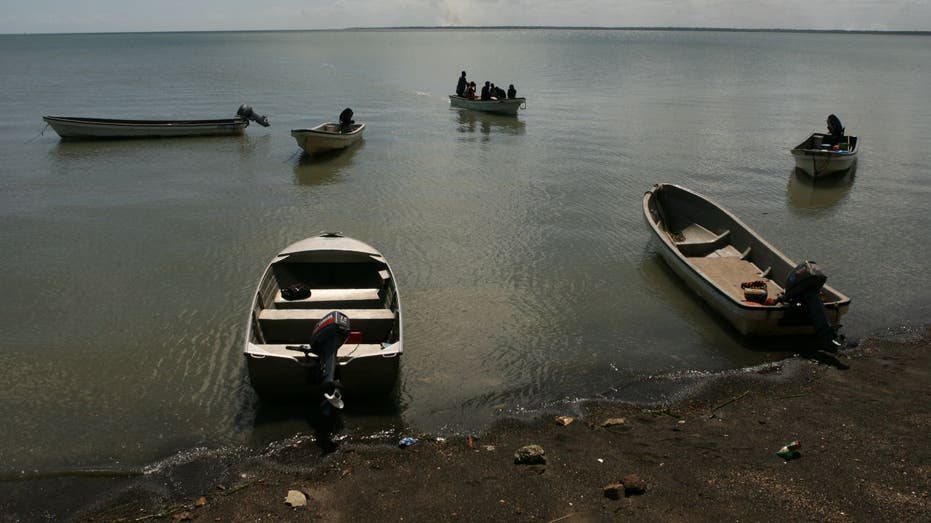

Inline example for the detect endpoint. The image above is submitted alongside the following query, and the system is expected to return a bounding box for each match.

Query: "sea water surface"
[0,29,929,512]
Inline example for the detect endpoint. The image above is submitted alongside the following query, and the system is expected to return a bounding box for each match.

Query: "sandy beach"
[79,328,930,522]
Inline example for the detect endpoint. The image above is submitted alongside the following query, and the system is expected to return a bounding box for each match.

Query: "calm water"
[1,29,929,500]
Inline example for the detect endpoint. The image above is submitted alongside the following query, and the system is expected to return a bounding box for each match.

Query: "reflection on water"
[292,142,364,186]
[454,109,526,137]
[249,393,403,451]
[786,165,856,211]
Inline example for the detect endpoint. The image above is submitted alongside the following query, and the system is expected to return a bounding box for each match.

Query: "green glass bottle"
[776,440,801,460]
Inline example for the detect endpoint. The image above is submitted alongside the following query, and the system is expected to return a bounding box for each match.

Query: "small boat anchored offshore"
[244,233,402,409]
[291,107,365,155]
[291,122,365,155]
[643,183,849,350]
[449,95,526,116]
[42,105,270,139]
[791,114,858,178]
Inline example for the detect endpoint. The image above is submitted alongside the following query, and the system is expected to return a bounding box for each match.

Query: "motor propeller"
[237,104,270,127]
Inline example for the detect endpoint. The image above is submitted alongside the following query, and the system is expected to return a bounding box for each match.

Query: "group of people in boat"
[455,71,517,101]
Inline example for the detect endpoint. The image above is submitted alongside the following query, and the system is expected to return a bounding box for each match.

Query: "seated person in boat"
[456,71,468,96]
[494,85,507,99]
[507,84,517,99]
[464,81,477,99]
[339,108,355,132]
[822,113,845,146]
[480,81,491,100]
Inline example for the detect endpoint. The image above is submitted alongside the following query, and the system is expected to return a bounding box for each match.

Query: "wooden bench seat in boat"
[689,257,784,302]
[258,308,396,343]
[274,288,382,309]
[675,229,735,257]
[249,343,393,360]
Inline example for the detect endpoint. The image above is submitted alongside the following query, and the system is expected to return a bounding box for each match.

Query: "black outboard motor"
[826,114,844,140]
[309,311,351,409]
[237,104,270,127]
[782,261,841,351]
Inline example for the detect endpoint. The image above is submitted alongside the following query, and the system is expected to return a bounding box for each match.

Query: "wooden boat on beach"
[291,122,365,155]
[244,232,402,402]
[643,183,849,340]
[449,95,526,116]
[42,105,269,139]
[790,115,858,178]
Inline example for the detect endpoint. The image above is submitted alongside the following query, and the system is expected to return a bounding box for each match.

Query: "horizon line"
[3,26,930,37]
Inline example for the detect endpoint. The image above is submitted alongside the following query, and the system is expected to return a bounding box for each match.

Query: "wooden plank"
[259,308,395,321]
[274,288,381,309]
[250,343,389,359]
[257,308,396,343]
[689,257,783,301]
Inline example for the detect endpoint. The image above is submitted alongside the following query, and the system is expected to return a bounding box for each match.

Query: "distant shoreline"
[3,26,930,37]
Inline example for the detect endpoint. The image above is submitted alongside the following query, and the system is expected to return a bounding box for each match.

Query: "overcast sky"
[1,0,929,34]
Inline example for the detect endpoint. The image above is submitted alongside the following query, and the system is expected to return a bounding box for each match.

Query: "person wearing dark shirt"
[339,107,354,133]
[480,81,491,101]
[456,71,467,96]
[494,86,507,99]
[507,84,517,99]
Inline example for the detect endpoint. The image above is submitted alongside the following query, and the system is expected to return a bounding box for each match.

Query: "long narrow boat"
[291,122,365,154]
[449,95,526,116]
[42,105,270,140]
[643,183,849,339]
[791,133,858,178]
[244,232,402,401]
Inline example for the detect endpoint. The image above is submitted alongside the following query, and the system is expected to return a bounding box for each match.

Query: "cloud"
[0,0,928,33]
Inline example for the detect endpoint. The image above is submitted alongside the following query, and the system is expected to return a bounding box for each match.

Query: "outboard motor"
[826,114,844,140]
[237,104,270,127]
[781,261,841,351]
[309,311,351,409]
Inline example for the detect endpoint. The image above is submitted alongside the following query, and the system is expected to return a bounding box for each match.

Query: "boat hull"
[42,116,248,139]
[244,234,402,401]
[643,183,850,337]
[291,123,365,154]
[449,95,525,116]
[791,133,858,178]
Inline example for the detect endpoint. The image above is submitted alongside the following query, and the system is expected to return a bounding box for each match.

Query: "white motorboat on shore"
[244,233,402,402]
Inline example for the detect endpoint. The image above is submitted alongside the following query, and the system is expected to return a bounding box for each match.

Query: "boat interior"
[249,253,399,358]
[795,133,858,153]
[312,123,364,134]
[647,185,845,305]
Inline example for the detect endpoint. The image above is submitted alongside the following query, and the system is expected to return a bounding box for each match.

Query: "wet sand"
[78,328,930,522]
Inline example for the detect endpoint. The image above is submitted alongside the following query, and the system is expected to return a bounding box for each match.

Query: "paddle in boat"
[791,114,858,178]
[291,107,364,155]
[244,232,402,409]
[643,183,849,350]
[42,105,269,139]
[449,95,526,116]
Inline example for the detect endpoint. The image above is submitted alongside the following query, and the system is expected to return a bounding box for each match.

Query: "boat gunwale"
[791,132,859,157]
[448,95,527,104]
[291,122,366,137]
